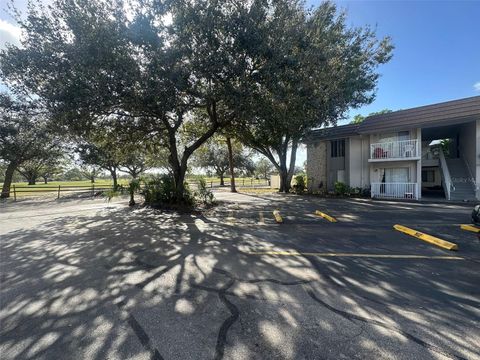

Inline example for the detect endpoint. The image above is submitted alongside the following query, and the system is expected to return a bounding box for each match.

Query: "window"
[379,168,410,183]
[398,131,410,140]
[331,139,345,158]
[377,131,410,143]
[422,170,435,183]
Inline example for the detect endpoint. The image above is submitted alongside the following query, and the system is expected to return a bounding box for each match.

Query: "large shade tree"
[76,138,123,189]
[234,1,393,192]
[193,135,254,186]
[0,0,261,203]
[16,146,64,185]
[0,94,59,197]
[1,0,393,196]
[255,158,275,180]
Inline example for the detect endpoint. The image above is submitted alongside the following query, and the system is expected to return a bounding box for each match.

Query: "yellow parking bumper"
[394,224,458,251]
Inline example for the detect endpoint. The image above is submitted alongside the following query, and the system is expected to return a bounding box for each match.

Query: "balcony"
[369,139,420,161]
[371,183,419,200]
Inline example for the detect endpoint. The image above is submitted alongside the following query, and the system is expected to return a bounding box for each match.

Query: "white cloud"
[474,82,480,92]
[0,19,22,49]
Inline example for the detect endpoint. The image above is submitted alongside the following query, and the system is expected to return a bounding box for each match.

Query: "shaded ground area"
[0,193,479,360]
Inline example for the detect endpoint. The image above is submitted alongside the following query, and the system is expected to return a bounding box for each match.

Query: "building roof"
[306,95,480,142]
[359,95,480,133]
[306,123,359,141]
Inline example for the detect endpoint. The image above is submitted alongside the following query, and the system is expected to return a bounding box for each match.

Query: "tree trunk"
[167,129,188,203]
[277,139,299,193]
[278,149,289,192]
[129,189,135,206]
[226,137,237,193]
[279,170,289,193]
[219,173,225,186]
[165,104,219,203]
[174,164,187,202]
[28,177,36,186]
[43,176,48,184]
[286,140,299,190]
[111,169,118,190]
[1,161,16,198]
[90,176,95,184]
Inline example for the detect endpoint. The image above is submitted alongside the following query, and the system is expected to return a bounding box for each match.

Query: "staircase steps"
[445,158,476,201]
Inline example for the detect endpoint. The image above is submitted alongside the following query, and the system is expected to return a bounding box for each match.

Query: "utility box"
[270,174,280,189]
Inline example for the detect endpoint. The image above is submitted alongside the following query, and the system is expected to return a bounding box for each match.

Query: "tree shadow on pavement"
[0,205,479,360]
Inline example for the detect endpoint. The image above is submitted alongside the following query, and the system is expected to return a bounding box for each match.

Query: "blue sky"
[321,0,480,124]
[1,1,479,165]
[1,0,479,119]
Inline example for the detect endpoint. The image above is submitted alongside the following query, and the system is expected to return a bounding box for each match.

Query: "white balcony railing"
[371,183,419,200]
[370,139,419,160]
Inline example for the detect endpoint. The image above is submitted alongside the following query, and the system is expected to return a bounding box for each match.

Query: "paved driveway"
[1,193,479,359]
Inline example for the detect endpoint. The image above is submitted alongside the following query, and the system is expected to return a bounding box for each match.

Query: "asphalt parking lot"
[1,192,479,360]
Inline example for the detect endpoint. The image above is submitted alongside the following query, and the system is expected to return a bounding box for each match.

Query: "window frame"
[330,139,345,158]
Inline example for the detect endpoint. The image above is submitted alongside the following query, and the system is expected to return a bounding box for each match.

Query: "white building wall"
[459,121,476,180]
[416,128,422,199]
[348,136,363,188]
[361,138,370,187]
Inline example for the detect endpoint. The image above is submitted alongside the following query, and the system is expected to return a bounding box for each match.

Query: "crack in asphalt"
[190,267,313,360]
[115,299,164,360]
[195,266,468,360]
[212,267,312,286]
[214,278,239,360]
[305,289,467,360]
[105,250,472,360]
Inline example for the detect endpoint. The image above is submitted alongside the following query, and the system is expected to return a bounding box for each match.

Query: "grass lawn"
[188,176,270,185]
[2,177,270,199]
[2,179,129,198]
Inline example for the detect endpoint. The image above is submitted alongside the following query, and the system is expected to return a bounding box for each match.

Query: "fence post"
[13,185,16,201]
[57,185,61,199]
[243,179,245,186]
[92,184,95,197]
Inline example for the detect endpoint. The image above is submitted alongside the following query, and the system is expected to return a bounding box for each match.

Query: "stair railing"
[439,148,454,200]
[459,150,477,193]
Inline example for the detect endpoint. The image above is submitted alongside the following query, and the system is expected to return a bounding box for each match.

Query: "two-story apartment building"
[306,96,480,201]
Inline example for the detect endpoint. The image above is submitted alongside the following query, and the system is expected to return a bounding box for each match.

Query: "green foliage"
[143,175,194,208]
[193,136,253,185]
[195,178,215,205]
[128,179,141,206]
[0,0,393,201]
[440,139,451,156]
[292,174,306,194]
[232,2,393,192]
[350,109,393,124]
[104,189,122,202]
[351,114,366,124]
[334,182,349,196]
[0,94,62,197]
[255,158,275,179]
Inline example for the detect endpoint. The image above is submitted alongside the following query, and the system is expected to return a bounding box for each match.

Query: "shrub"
[104,188,123,202]
[142,175,195,208]
[361,187,371,197]
[128,179,141,206]
[292,174,306,194]
[143,175,181,205]
[195,177,215,205]
[334,181,349,196]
